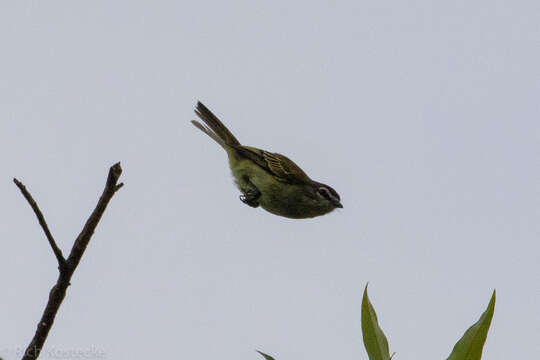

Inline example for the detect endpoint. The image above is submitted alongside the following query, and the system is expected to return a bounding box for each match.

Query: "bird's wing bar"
[236,146,311,184]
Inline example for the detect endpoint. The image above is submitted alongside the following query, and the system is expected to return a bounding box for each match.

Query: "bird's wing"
[236,145,312,184]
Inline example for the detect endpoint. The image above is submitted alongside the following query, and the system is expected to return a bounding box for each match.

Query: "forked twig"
[14,162,124,360]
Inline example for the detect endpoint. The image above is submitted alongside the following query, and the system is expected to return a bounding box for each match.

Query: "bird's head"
[311,182,343,212]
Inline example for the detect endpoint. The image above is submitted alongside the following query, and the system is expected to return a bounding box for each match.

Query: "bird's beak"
[335,201,343,208]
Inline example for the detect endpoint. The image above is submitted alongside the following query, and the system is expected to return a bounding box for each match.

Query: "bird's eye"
[318,187,330,199]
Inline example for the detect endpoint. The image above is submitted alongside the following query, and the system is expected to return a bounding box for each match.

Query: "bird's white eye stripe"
[318,187,330,198]
[318,186,341,205]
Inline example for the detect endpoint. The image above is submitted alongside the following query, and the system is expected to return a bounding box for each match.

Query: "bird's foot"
[239,189,261,208]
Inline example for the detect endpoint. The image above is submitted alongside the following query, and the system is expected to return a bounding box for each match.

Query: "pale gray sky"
[1,1,539,359]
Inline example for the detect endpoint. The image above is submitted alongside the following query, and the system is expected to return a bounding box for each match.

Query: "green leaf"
[257,350,276,360]
[361,285,392,360]
[446,290,496,360]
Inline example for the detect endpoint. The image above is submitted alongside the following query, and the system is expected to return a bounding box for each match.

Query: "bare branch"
[18,162,123,360]
[13,178,66,268]
[65,162,123,270]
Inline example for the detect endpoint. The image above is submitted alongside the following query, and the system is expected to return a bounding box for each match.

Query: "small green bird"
[192,102,342,219]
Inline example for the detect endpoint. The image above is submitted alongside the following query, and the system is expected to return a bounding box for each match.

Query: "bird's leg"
[239,178,261,208]
[239,188,261,208]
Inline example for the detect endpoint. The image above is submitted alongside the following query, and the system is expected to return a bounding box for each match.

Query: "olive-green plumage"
[192,101,342,219]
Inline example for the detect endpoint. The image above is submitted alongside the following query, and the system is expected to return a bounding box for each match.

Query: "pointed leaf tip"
[446,291,496,360]
[362,286,391,360]
[257,350,276,360]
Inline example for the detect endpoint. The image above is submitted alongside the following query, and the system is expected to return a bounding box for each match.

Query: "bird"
[191,101,342,219]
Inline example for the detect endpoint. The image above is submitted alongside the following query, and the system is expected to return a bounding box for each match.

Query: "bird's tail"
[191,102,241,149]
